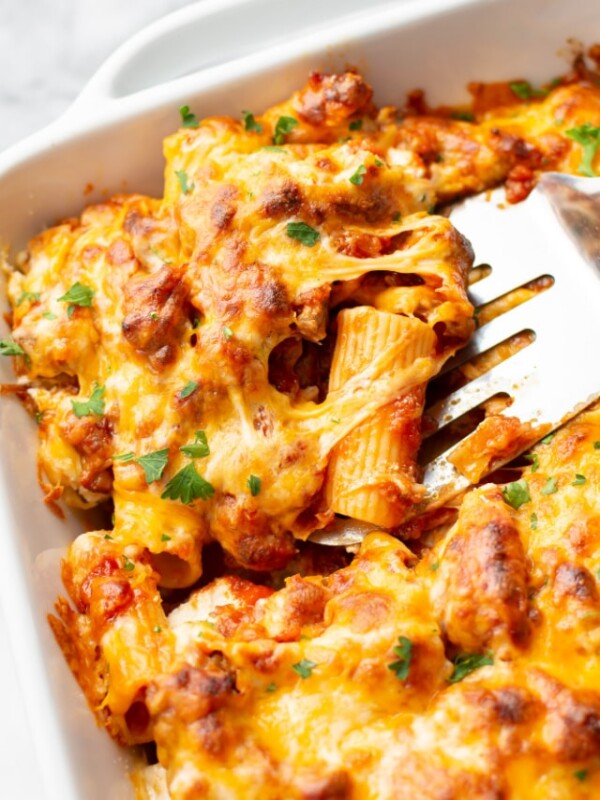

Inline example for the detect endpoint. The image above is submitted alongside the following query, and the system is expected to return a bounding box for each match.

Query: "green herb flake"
[349,164,367,186]
[292,659,317,679]
[331,417,341,425]
[430,561,440,572]
[286,221,320,247]
[149,311,159,321]
[541,432,556,444]
[392,212,401,222]
[180,380,198,399]
[222,326,234,341]
[58,282,95,318]
[349,119,363,131]
[448,651,494,683]
[541,476,559,496]
[566,123,600,177]
[247,474,261,497]
[72,384,105,418]
[450,110,475,122]
[530,512,538,531]
[135,449,170,483]
[153,625,162,633]
[180,430,210,459]
[175,169,194,194]
[103,533,113,540]
[573,769,588,782]
[374,157,385,167]
[509,81,547,101]
[242,109,263,134]
[273,115,298,145]
[42,312,57,320]
[161,462,215,504]
[594,441,600,450]
[113,451,135,463]
[123,556,135,572]
[262,145,287,153]
[0,338,26,357]
[265,682,277,692]
[524,453,539,472]
[17,291,40,306]
[35,411,44,424]
[388,636,413,681]
[572,474,587,486]
[502,478,531,509]
[179,104,199,129]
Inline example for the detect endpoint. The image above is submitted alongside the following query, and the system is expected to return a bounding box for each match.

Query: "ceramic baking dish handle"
[68,0,395,113]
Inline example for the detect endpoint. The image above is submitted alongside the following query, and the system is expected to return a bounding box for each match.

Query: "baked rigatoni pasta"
[3,52,600,799]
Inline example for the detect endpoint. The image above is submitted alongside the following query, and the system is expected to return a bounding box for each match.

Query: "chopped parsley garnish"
[161,462,215,504]
[35,411,44,424]
[262,145,287,153]
[135,449,169,483]
[149,311,159,321]
[595,441,600,450]
[374,157,385,167]
[247,474,261,496]
[180,430,210,459]
[565,123,600,177]
[122,556,135,572]
[113,452,135,462]
[42,312,57,320]
[509,81,547,100]
[17,291,40,306]
[349,164,367,186]
[572,474,587,486]
[175,169,194,194]
[242,109,263,133]
[331,417,341,424]
[273,115,298,145]
[387,636,413,681]
[530,512,538,530]
[448,651,494,683]
[161,534,171,542]
[222,326,234,341]
[180,380,198,399]
[179,104,199,129]
[450,110,475,122]
[502,479,531,509]
[265,682,277,692]
[541,476,558,495]
[573,769,588,782]
[392,212,401,222]
[541,432,556,444]
[430,561,440,571]
[72,384,105,418]
[57,282,95,318]
[0,338,26,357]
[153,625,162,633]
[524,453,539,472]
[286,221,320,247]
[292,659,317,679]
[349,119,363,131]
[104,533,113,540]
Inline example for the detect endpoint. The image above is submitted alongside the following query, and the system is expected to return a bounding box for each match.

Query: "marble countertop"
[0,3,201,795]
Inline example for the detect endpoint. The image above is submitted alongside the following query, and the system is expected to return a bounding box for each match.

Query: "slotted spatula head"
[421,172,600,511]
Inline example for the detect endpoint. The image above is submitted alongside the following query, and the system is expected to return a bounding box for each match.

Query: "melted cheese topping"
[7,63,600,799]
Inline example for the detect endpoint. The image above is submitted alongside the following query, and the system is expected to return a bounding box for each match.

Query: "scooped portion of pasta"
[4,55,600,799]
[5,71,475,583]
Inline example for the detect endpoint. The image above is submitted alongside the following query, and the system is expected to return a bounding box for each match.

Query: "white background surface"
[0,3,202,796]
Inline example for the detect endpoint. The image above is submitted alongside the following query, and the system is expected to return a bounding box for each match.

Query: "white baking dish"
[0,0,598,796]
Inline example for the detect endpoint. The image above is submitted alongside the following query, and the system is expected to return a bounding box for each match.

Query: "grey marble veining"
[0,0,198,152]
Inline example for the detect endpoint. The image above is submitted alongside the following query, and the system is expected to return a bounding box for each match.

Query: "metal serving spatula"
[312,172,600,546]
[421,171,600,511]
